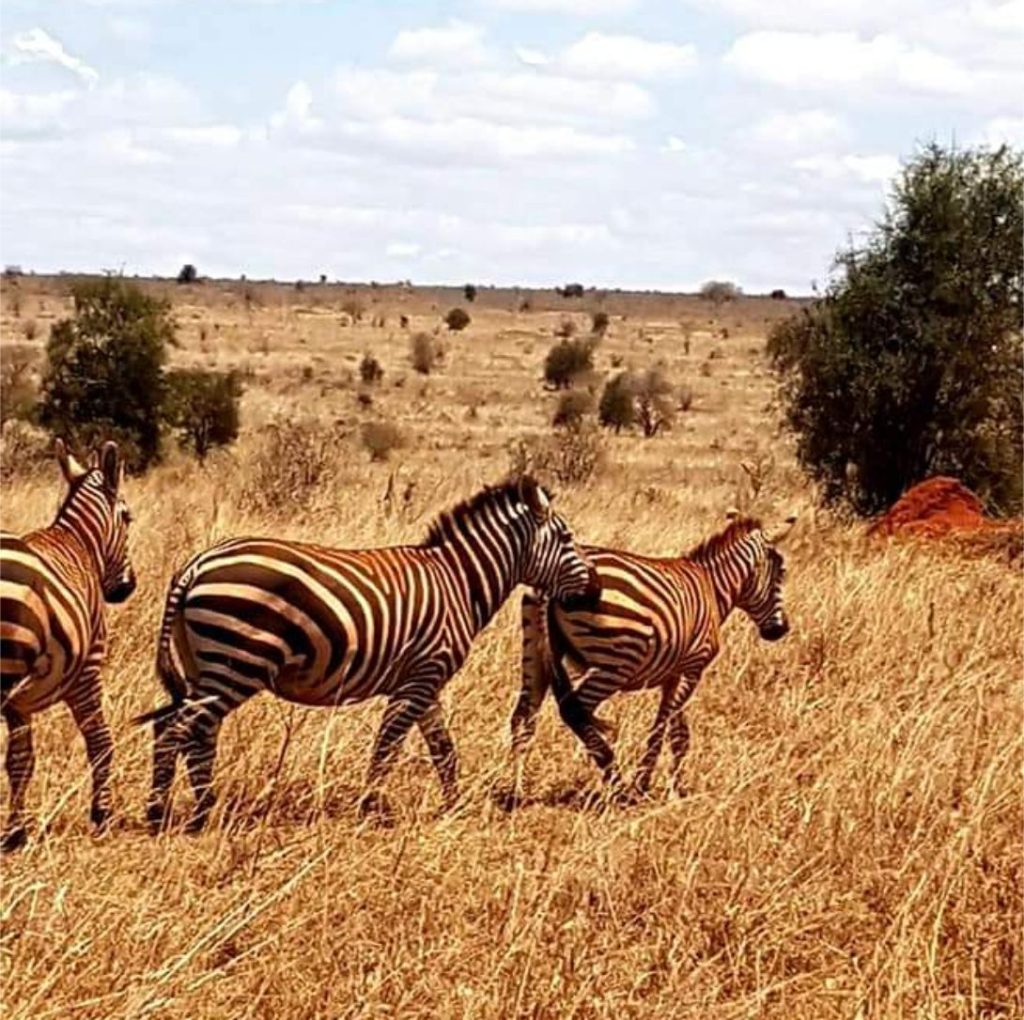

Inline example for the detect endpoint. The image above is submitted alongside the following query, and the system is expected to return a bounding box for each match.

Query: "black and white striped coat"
[140,476,598,830]
[510,513,795,797]
[0,441,135,851]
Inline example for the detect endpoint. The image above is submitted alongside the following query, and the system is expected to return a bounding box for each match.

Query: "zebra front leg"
[667,675,699,796]
[361,684,434,819]
[67,682,115,832]
[556,670,624,793]
[632,679,680,798]
[417,701,459,811]
[1,708,34,852]
[509,591,548,760]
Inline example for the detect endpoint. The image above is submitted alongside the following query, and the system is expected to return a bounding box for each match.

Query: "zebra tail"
[131,563,193,727]
[546,601,614,737]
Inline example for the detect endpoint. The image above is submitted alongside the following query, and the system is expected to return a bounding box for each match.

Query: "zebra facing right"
[138,476,598,831]
[510,510,796,798]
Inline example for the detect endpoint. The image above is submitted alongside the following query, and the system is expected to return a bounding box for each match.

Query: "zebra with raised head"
[509,511,796,798]
[137,476,598,831]
[1,440,136,851]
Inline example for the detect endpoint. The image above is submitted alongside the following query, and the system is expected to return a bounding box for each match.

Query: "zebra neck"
[435,529,518,632]
[48,510,106,582]
[697,542,751,624]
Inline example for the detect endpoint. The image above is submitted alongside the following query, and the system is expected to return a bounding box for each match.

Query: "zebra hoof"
[184,813,210,835]
[146,804,171,836]
[90,805,112,832]
[0,827,28,853]
[358,792,394,825]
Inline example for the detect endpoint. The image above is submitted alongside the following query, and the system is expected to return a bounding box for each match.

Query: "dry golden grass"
[1,277,1021,1019]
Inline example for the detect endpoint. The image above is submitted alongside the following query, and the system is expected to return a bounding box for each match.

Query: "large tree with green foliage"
[768,143,1023,515]
[40,277,175,469]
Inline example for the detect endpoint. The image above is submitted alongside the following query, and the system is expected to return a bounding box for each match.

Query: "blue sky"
[1,0,1020,292]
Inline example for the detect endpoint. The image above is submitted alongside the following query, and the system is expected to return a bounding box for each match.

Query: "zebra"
[509,510,796,799]
[137,476,599,831]
[0,440,136,851]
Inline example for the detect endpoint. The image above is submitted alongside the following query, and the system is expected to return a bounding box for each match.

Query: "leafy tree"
[544,335,598,389]
[166,369,243,461]
[463,283,477,303]
[768,143,1023,514]
[39,277,175,469]
[445,307,471,332]
[177,264,198,284]
[559,283,585,298]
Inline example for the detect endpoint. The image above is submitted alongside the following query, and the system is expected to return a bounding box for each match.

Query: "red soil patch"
[871,477,1023,560]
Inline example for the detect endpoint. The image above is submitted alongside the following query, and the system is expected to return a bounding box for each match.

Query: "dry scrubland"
[1,277,1021,1019]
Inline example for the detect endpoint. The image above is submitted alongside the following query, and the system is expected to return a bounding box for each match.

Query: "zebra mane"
[687,517,762,563]
[421,478,540,547]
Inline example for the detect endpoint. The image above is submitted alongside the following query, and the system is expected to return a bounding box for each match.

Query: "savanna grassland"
[1,275,1021,1019]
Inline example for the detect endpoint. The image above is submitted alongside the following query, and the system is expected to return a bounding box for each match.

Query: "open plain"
[1,276,1021,1019]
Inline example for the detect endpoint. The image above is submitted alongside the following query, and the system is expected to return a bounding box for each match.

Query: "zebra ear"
[100,442,122,493]
[725,507,741,521]
[55,438,89,484]
[519,476,551,520]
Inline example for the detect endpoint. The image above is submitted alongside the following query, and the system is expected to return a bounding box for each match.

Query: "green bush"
[39,277,174,470]
[463,284,477,303]
[410,332,442,374]
[445,307,471,332]
[591,310,610,336]
[360,353,384,385]
[552,389,594,429]
[177,264,198,284]
[700,280,741,305]
[166,369,243,461]
[543,335,598,389]
[768,143,1024,515]
[598,371,637,433]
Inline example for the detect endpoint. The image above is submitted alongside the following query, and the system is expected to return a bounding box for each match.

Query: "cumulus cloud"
[389,21,491,67]
[749,110,848,149]
[793,152,901,183]
[725,31,972,95]
[560,32,698,80]
[10,28,100,87]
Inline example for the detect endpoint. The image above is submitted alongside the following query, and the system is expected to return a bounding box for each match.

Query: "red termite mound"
[871,477,993,538]
[870,477,1023,561]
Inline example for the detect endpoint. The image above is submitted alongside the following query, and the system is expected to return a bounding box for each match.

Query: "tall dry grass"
[0,278,1020,1019]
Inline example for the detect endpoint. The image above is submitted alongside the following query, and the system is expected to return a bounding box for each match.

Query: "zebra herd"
[0,440,795,850]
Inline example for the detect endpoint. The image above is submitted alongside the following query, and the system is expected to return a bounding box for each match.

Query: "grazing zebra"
[137,477,598,831]
[509,511,796,797]
[0,440,136,851]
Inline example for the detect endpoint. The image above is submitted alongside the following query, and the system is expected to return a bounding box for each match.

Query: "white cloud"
[662,135,687,152]
[560,32,697,80]
[725,31,972,95]
[515,47,549,67]
[163,125,244,147]
[749,110,847,149]
[10,28,100,87]
[389,21,490,67]
[269,80,321,133]
[793,152,900,183]
[385,241,421,258]
[487,0,637,12]
[327,67,653,125]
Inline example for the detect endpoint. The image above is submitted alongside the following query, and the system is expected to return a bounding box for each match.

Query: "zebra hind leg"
[146,710,182,834]
[556,669,626,797]
[668,711,691,797]
[67,681,115,833]
[1,708,33,853]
